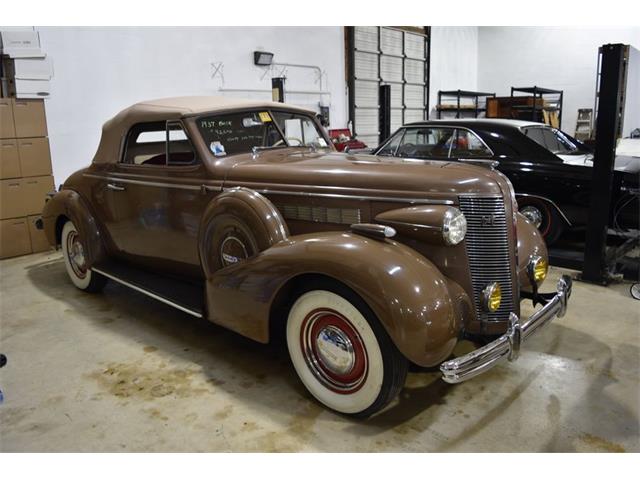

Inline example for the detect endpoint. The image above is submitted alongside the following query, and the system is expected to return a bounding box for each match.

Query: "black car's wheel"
[519,199,564,245]
[286,282,408,418]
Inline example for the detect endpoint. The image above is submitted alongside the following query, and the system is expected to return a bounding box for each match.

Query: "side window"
[523,127,546,148]
[166,122,196,166]
[377,130,404,156]
[450,130,492,158]
[397,127,455,158]
[122,122,197,166]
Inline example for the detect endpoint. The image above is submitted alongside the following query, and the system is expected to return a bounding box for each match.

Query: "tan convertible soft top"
[92,96,316,164]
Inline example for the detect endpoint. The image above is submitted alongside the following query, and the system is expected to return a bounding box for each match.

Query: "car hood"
[220,150,508,200]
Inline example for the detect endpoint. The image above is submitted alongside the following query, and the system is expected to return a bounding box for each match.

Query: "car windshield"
[523,126,581,155]
[196,110,329,158]
[271,111,330,149]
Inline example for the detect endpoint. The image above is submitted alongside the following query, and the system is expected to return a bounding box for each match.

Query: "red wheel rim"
[299,308,368,394]
[67,230,87,279]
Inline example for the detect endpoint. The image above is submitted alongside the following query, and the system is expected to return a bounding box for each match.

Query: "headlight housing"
[442,208,467,245]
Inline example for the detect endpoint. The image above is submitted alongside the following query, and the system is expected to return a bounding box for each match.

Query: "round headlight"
[443,208,467,245]
[529,255,548,284]
[482,282,502,313]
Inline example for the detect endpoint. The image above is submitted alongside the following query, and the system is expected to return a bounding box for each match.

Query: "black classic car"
[372,119,639,244]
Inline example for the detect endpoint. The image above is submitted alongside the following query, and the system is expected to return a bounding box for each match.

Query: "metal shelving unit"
[510,86,563,127]
[436,90,495,119]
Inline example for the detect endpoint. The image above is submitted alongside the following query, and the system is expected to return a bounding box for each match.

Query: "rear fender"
[41,189,107,268]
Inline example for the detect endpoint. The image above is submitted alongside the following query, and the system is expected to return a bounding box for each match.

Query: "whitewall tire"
[61,220,106,292]
[286,288,408,417]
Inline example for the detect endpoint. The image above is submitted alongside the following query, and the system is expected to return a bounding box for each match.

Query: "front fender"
[206,231,469,367]
[42,189,106,268]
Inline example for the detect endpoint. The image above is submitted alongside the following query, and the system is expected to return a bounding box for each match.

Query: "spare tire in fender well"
[198,187,289,277]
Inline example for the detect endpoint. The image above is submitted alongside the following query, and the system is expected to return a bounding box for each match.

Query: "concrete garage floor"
[0,251,638,452]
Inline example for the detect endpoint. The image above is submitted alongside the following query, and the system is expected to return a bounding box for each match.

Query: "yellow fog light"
[482,282,502,313]
[529,255,548,284]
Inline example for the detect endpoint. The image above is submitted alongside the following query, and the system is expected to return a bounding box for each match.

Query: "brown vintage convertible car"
[40,97,572,417]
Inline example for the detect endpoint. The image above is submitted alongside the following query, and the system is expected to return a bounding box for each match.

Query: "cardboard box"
[0,178,24,219]
[12,98,48,137]
[0,217,32,259]
[0,98,16,139]
[0,30,43,58]
[0,139,21,179]
[22,175,54,215]
[28,214,50,253]
[18,137,52,177]
[0,175,53,219]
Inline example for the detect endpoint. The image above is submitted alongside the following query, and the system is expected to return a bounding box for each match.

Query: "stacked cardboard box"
[0,97,53,259]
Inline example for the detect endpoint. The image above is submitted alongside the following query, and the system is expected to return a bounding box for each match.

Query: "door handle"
[107,183,126,191]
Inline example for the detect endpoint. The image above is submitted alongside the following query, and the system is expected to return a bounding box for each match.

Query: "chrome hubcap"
[300,309,368,394]
[521,206,543,229]
[315,326,355,376]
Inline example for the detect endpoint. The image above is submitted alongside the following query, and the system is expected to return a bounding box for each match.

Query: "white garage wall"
[36,26,347,184]
[428,26,479,118]
[477,26,640,137]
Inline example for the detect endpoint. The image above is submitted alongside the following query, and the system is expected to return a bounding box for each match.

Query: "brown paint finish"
[41,97,548,367]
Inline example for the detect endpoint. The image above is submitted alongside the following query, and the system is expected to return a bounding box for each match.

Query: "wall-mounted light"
[253,51,274,66]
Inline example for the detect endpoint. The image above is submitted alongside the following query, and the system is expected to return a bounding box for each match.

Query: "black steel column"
[346,26,356,136]
[271,77,285,103]
[582,44,626,284]
[379,84,391,144]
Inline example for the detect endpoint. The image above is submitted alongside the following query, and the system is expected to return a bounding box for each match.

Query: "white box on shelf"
[12,57,54,80]
[12,79,50,99]
[0,30,44,58]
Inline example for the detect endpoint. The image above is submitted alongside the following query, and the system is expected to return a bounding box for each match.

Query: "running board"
[91,263,205,318]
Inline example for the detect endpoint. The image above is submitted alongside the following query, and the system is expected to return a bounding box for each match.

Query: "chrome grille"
[276,204,361,225]
[459,195,515,323]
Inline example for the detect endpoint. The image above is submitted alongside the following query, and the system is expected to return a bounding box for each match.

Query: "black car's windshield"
[522,126,582,155]
[197,110,329,157]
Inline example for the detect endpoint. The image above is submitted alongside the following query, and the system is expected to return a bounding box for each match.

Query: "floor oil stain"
[143,346,158,353]
[578,433,626,452]
[145,408,169,422]
[214,404,234,420]
[88,362,209,401]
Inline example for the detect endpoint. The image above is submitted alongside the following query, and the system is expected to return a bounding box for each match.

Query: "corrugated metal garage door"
[347,26,430,148]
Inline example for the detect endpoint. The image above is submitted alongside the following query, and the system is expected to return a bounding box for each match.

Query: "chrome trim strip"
[515,193,573,226]
[84,174,454,205]
[91,267,203,318]
[440,275,572,384]
[83,173,220,192]
[378,218,442,232]
[234,188,455,205]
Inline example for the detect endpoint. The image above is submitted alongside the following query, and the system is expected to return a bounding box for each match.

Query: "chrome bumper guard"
[440,275,573,384]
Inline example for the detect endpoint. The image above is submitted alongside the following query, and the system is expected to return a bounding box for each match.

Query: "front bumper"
[440,275,572,384]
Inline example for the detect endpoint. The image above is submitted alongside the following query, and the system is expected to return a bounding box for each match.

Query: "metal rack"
[436,90,495,119]
[510,86,563,127]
